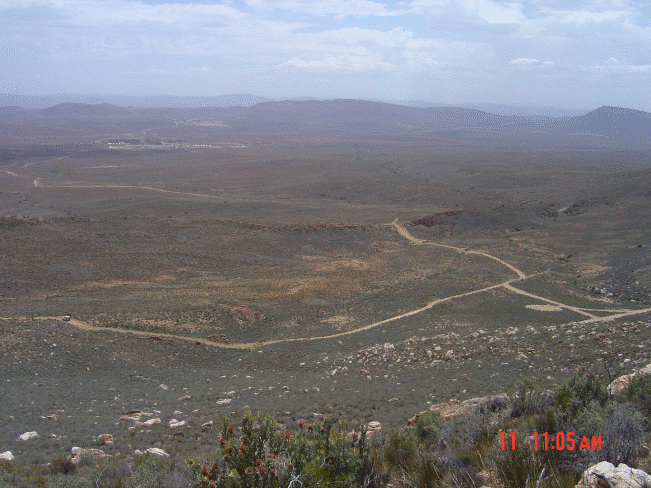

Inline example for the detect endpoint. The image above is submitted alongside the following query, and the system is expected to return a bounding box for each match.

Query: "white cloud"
[509,57,553,67]
[281,53,394,71]
[242,0,412,17]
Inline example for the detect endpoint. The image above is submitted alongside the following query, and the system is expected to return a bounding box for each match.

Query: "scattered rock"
[216,398,232,405]
[146,448,170,458]
[201,421,213,428]
[178,395,191,401]
[70,447,110,465]
[97,434,113,446]
[0,451,14,461]
[18,431,38,441]
[159,384,168,390]
[575,461,651,488]
[120,415,140,422]
[169,419,186,428]
[41,414,57,421]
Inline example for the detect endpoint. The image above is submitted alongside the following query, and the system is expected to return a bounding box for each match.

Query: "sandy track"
[3,219,649,350]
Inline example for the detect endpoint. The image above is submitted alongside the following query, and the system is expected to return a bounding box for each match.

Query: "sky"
[1,0,651,111]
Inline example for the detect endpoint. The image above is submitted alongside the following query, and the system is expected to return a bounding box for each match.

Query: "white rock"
[146,448,170,458]
[143,418,161,426]
[216,398,232,405]
[575,461,651,488]
[0,451,14,461]
[168,419,186,428]
[18,431,39,441]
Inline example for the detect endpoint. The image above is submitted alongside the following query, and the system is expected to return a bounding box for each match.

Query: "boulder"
[0,451,14,461]
[178,395,191,401]
[429,395,509,421]
[70,447,110,465]
[97,434,114,445]
[575,461,651,488]
[146,448,170,458]
[168,419,186,428]
[608,363,651,396]
[18,431,38,441]
[366,421,382,440]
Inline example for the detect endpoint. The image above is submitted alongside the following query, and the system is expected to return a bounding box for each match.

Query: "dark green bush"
[625,373,651,415]
[415,411,444,442]
[554,373,608,420]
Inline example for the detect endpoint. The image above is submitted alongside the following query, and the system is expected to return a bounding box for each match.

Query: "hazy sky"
[2,0,650,110]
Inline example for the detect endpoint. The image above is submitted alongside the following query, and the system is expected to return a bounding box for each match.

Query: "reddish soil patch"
[405,210,465,227]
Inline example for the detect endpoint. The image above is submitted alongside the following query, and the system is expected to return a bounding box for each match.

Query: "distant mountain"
[559,106,651,135]
[2,99,650,147]
[0,93,270,109]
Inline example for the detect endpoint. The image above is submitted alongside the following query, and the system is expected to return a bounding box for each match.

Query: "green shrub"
[510,379,554,419]
[554,373,608,420]
[124,456,188,488]
[193,413,371,488]
[415,411,444,442]
[0,465,20,488]
[47,475,92,488]
[625,373,651,415]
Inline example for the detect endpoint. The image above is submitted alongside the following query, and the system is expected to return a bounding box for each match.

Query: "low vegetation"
[1,368,649,487]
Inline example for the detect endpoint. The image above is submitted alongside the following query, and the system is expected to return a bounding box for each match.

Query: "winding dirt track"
[3,219,649,350]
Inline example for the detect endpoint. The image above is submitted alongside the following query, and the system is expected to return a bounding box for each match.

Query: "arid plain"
[1,100,650,465]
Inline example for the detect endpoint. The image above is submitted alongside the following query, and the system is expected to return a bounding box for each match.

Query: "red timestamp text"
[498,432,602,451]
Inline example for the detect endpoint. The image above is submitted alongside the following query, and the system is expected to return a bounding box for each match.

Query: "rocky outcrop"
[70,447,110,465]
[429,395,509,421]
[575,461,651,488]
[608,363,651,396]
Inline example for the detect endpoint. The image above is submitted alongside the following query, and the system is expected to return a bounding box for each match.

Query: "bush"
[47,475,92,488]
[192,413,371,488]
[554,373,608,421]
[0,465,20,488]
[510,379,554,419]
[124,455,189,488]
[415,411,444,443]
[601,402,647,467]
[48,458,77,476]
[625,373,651,415]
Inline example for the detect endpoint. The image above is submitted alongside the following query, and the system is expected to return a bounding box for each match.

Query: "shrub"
[0,465,20,488]
[601,402,647,467]
[554,373,608,421]
[123,455,188,488]
[47,475,92,488]
[510,379,554,419]
[415,411,444,443]
[193,413,371,488]
[625,373,651,415]
[48,458,77,476]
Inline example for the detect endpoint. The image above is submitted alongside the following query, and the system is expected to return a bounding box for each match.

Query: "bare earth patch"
[525,304,564,312]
